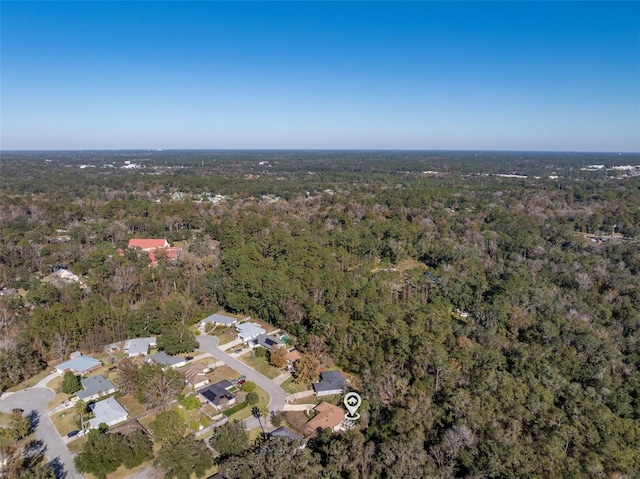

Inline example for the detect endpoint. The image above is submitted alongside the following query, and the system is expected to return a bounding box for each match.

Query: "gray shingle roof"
[201,313,237,326]
[76,375,115,400]
[147,351,182,367]
[313,370,346,394]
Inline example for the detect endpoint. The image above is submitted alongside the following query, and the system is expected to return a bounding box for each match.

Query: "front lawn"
[281,377,310,395]
[237,353,280,380]
[226,385,269,422]
[51,410,81,436]
[206,365,240,384]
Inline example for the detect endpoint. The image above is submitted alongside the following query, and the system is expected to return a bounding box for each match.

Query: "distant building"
[313,371,346,397]
[127,238,169,251]
[127,239,181,266]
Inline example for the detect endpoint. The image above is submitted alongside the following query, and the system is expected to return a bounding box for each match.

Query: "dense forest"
[1,150,639,478]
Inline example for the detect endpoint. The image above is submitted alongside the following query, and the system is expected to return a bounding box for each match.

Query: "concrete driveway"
[196,335,287,418]
[1,388,83,479]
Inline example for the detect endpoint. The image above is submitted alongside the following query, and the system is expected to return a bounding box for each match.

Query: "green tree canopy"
[209,421,250,458]
[155,435,213,479]
[150,410,188,444]
[61,371,82,394]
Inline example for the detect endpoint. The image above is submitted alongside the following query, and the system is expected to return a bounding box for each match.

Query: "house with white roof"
[200,313,238,329]
[88,397,129,429]
[124,337,157,357]
[55,354,102,375]
[236,322,266,343]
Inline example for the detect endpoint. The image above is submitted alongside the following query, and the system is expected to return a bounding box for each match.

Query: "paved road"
[196,335,287,418]
[1,388,83,479]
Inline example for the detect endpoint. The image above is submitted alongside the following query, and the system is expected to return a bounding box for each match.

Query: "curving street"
[196,335,287,426]
[1,388,83,479]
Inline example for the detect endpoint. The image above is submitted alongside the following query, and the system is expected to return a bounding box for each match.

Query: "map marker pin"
[343,392,362,420]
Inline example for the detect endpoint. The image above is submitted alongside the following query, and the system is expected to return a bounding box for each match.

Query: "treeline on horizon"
[1,152,639,478]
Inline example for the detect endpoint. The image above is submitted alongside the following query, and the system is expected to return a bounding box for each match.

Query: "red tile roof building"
[127,239,170,251]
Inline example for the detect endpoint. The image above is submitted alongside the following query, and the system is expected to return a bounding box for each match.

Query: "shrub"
[241,381,256,392]
[246,392,259,405]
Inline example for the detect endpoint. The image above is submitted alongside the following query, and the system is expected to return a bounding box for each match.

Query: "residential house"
[250,333,285,350]
[270,426,302,441]
[127,239,181,266]
[183,363,210,389]
[286,349,303,363]
[197,381,236,410]
[146,351,186,369]
[304,402,345,435]
[88,397,129,429]
[76,375,116,401]
[55,354,102,375]
[200,313,237,329]
[236,322,266,343]
[125,337,156,357]
[313,370,346,397]
[127,239,170,251]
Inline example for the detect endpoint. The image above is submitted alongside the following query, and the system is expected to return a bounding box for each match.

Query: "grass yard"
[67,436,88,453]
[212,327,237,346]
[137,413,157,431]
[116,394,147,418]
[51,410,81,436]
[174,405,212,433]
[7,368,53,392]
[226,386,269,422]
[281,377,310,395]
[206,365,239,384]
[238,353,280,380]
[82,461,151,479]
[46,376,73,409]
[281,411,310,437]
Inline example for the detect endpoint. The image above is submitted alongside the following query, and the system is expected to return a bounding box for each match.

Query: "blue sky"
[2,1,639,151]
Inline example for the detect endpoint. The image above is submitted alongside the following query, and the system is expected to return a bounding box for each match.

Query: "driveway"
[196,335,287,415]
[0,388,83,479]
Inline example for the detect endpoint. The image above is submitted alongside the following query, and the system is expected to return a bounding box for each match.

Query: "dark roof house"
[252,333,285,350]
[313,370,346,397]
[198,381,236,409]
[270,426,302,441]
[76,375,116,401]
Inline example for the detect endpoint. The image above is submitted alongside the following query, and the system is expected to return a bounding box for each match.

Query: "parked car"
[67,430,80,438]
[238,375,246,381]
[237,379,246,386]
[234,349,243,354]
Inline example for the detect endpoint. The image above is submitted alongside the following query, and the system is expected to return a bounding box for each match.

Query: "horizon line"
[2,148,639,155]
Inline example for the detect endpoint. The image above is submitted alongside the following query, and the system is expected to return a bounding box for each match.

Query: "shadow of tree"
[46,457,68,479]
[22,439,47,469]
[27,409,40,431]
